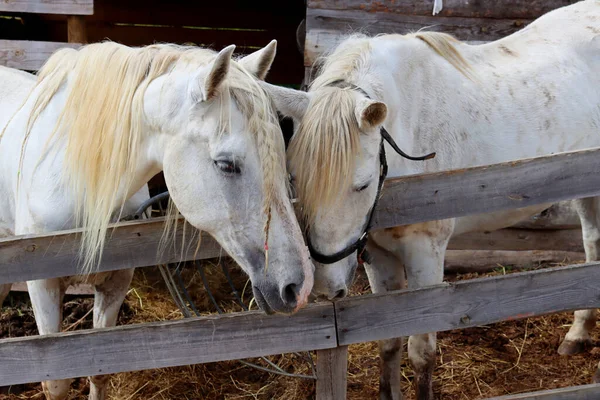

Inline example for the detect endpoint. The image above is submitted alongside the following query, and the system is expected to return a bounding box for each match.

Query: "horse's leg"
[88,269,134,400]
[364,241,406,400]
[0,283,11,305]
[558,197,599,355]
[379,220,453,400]
[27,278,71,400]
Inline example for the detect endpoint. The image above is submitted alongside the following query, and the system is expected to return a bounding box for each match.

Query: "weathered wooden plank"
[0,303,336,386]
[336,262,600,345]
[316,346,348,400]
[0,40,80,71]
[304,8,524,65]
[372,148,600,230]
[448,229,583,252]
[0,217,223,285]
[0,0,93,15]
[308,0,577,20]
[444,250,585,274]
[485,383,600,400]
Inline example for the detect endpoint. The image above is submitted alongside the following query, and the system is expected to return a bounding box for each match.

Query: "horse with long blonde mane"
[0,40,313,400]
[263,1,600,398]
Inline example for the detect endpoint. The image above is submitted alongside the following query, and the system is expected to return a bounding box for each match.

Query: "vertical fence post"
[316,346,348,400]
[67,16,87,44]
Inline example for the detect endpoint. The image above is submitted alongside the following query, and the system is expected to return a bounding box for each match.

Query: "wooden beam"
[307,0,578,20]
[316,346,348,400]
[0,40,81,71]
[444,250,585,274]
[1,147,599,284]
[0,303,336,386]
[371,147,600,230]
[485,383,600,400]
[0,0,93,15]
[0,217,224,285]
[335,262,600,345]
[448,228,583,252]
[304,8,519,65]
[67,16,87,44]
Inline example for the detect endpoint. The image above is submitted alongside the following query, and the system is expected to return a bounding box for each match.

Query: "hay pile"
[0,259,597,399]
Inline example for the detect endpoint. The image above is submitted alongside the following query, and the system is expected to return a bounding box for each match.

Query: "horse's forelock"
[288,87,362,226]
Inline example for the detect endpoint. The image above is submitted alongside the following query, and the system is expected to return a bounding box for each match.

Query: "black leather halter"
[307,80,436,265]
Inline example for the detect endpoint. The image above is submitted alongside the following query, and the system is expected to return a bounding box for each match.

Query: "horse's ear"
[238,40,277,80]
[355,98,387,131]
[191,44,235,102]
[260,81,309,120]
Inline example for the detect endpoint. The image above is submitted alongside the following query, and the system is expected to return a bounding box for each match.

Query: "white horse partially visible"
[0,40,313,400]
[263,0,600,398]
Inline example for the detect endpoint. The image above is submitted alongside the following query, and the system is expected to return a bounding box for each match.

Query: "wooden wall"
[0,0,306,85]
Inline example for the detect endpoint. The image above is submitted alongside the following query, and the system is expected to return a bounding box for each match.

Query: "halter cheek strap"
[306,81,436,266]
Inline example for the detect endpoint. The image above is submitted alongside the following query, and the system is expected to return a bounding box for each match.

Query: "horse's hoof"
[557,338,592,355]
[593,368,600,384]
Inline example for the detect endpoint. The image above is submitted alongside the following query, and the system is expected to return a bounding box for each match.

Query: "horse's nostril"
[282,283,299,307]
[332,289,347,300]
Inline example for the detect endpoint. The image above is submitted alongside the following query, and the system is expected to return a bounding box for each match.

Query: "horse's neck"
[360,36,481,177]
[3,77,163,228]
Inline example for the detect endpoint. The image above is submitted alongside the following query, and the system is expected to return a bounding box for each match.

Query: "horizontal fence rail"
[1,146,599,284]
[486,383,600,400]
[0,0,93,15]
[335,262,600,345]
[0,263,598,387]
[0,304,336,386]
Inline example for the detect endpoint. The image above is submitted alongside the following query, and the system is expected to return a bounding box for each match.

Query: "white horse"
[263,0,600,398]
[0,40,313,400]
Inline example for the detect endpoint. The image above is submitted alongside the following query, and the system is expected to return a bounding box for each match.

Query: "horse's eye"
[355,183,370,192]
[214,160,240,175]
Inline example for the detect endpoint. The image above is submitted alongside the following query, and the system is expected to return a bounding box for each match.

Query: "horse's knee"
[408,334,436,400]
[89,375,110,400]
[41,379,71,400]
[379,338,404,400]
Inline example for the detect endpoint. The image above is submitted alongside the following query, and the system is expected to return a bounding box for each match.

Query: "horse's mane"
[289,32,471,225]
[22,41,285,275]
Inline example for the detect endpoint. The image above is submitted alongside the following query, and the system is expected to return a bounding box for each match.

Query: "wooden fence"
[2,1,600,399]
[2,145,600,399]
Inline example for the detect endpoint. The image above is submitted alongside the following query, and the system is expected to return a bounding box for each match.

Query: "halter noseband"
[307,80,436,266]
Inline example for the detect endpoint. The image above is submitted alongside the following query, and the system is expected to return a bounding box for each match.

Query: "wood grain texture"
[485,383,600,399]
[307,0,577,20]
[335,262,600,345]
[0,40,80,71]
[304,8,522,65]
[316,346,348,400]
[0,217,224,285]
[444,250,585,274]
[0,303,336,386]
[67,16,87,44]
[448,229,584,252]
[371,148,600,230]
[0,0,93,15]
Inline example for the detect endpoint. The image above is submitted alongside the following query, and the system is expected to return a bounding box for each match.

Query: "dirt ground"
[0,259,597,400]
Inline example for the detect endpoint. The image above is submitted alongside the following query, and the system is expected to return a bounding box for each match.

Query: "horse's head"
[143,42,313,314]
[261,82,387,300]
